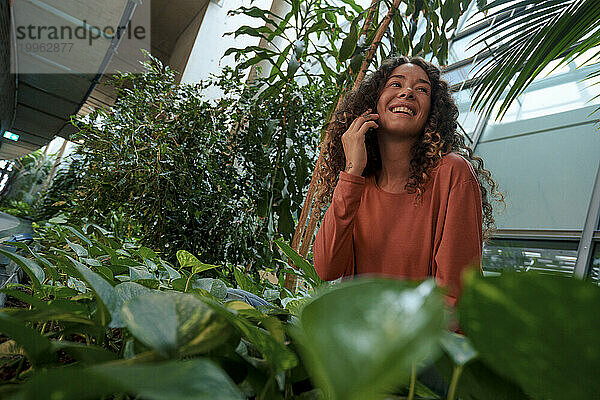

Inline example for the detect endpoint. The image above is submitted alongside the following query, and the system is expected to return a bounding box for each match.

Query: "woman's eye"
[417,87,428,93]
[390,82,401,87]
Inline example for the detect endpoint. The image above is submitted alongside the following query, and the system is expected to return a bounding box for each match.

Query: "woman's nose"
[397,88,415,99]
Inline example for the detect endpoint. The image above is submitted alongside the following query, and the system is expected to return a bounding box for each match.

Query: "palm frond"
[469,0,600,120]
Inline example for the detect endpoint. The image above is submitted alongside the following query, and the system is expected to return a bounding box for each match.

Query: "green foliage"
[0,200,35,219]
[14,359,244,400]
[459,270,600,400]
[0,149,55,217]
[292,279,446,400]
[34,154,83,221]
[225,0,471,95]
[63,56,335,271]
[0,222,599,399]
[471,0,600,119]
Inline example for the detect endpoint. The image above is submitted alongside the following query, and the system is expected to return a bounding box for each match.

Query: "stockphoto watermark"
[10,0,151,74]
[15,21,147,46]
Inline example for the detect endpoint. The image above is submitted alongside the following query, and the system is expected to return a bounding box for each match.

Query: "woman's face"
[375,63,432,139]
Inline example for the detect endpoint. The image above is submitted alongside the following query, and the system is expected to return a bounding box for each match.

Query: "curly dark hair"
[317,56,504,239]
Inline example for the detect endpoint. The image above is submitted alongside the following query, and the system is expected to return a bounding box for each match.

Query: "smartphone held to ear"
[366,127,377,141]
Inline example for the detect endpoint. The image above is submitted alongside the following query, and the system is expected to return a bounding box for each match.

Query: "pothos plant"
[0,221,599,400]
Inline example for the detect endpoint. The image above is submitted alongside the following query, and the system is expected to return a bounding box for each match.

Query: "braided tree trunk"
[285,0,402,290]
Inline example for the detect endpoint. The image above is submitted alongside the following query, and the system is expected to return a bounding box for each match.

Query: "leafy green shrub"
[0,149,54,213]
[1,221,598,399]
[0,200,34,220]
[34,154,83,221]
[65,57,335,272]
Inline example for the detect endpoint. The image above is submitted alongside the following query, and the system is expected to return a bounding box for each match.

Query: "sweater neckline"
[368,174,410,196]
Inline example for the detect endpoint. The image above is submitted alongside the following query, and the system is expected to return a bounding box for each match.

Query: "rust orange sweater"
[313,152,483,306]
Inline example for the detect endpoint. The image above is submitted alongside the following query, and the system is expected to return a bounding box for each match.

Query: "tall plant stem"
[408,363,416,400]
[290,0,380,257]
[287,0,402,290]
[447,365,463,400]
[12,357,25,381]
[352,0,401,90]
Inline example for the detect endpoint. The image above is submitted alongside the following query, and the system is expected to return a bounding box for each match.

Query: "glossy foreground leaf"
[120,291,234,358]
[72,258,151,328]
[70,257,116,327]
[9,359,244,400]
[292,278,446,400]
[459,271,600,400]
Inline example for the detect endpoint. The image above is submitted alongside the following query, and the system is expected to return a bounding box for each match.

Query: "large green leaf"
[2,307,94,326]
[11,359,244,400]
[71,260,151,328]
[0,313,56,367]
[120,291,233,358]
[70,257,116,327]
[0,249,45,289]
[52,342,118,364]
[292,278,446,400]
[459,271,600,399]
[176,250,219,274]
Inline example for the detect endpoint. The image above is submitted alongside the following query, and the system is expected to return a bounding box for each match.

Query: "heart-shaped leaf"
[459,271,600,399]
[176,250,219,274]
[292,278,446,400]
[120,291,233,358]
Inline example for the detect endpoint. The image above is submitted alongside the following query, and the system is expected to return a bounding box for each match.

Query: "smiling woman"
[313,56,504,306]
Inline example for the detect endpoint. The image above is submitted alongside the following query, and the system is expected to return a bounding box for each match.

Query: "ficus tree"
[55,56,336,273]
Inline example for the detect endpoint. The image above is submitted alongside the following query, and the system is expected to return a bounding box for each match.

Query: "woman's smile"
[376,63,431,138]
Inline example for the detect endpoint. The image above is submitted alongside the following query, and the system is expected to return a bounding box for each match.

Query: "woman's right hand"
[341,109,379,176]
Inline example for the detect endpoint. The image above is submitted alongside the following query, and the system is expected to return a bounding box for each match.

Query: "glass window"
[488,78,600,125]
[483,239,578,276]
[452,89,481,139]
[448,35,487,64]
[442,65,472,86]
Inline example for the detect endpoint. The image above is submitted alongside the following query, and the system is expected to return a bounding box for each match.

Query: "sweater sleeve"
[313,171,365,281]
[434,179,483,307]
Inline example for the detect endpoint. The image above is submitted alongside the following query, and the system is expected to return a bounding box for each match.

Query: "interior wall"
[475,105,600,230]
[168,2,210,80]
[179,0,273,98]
